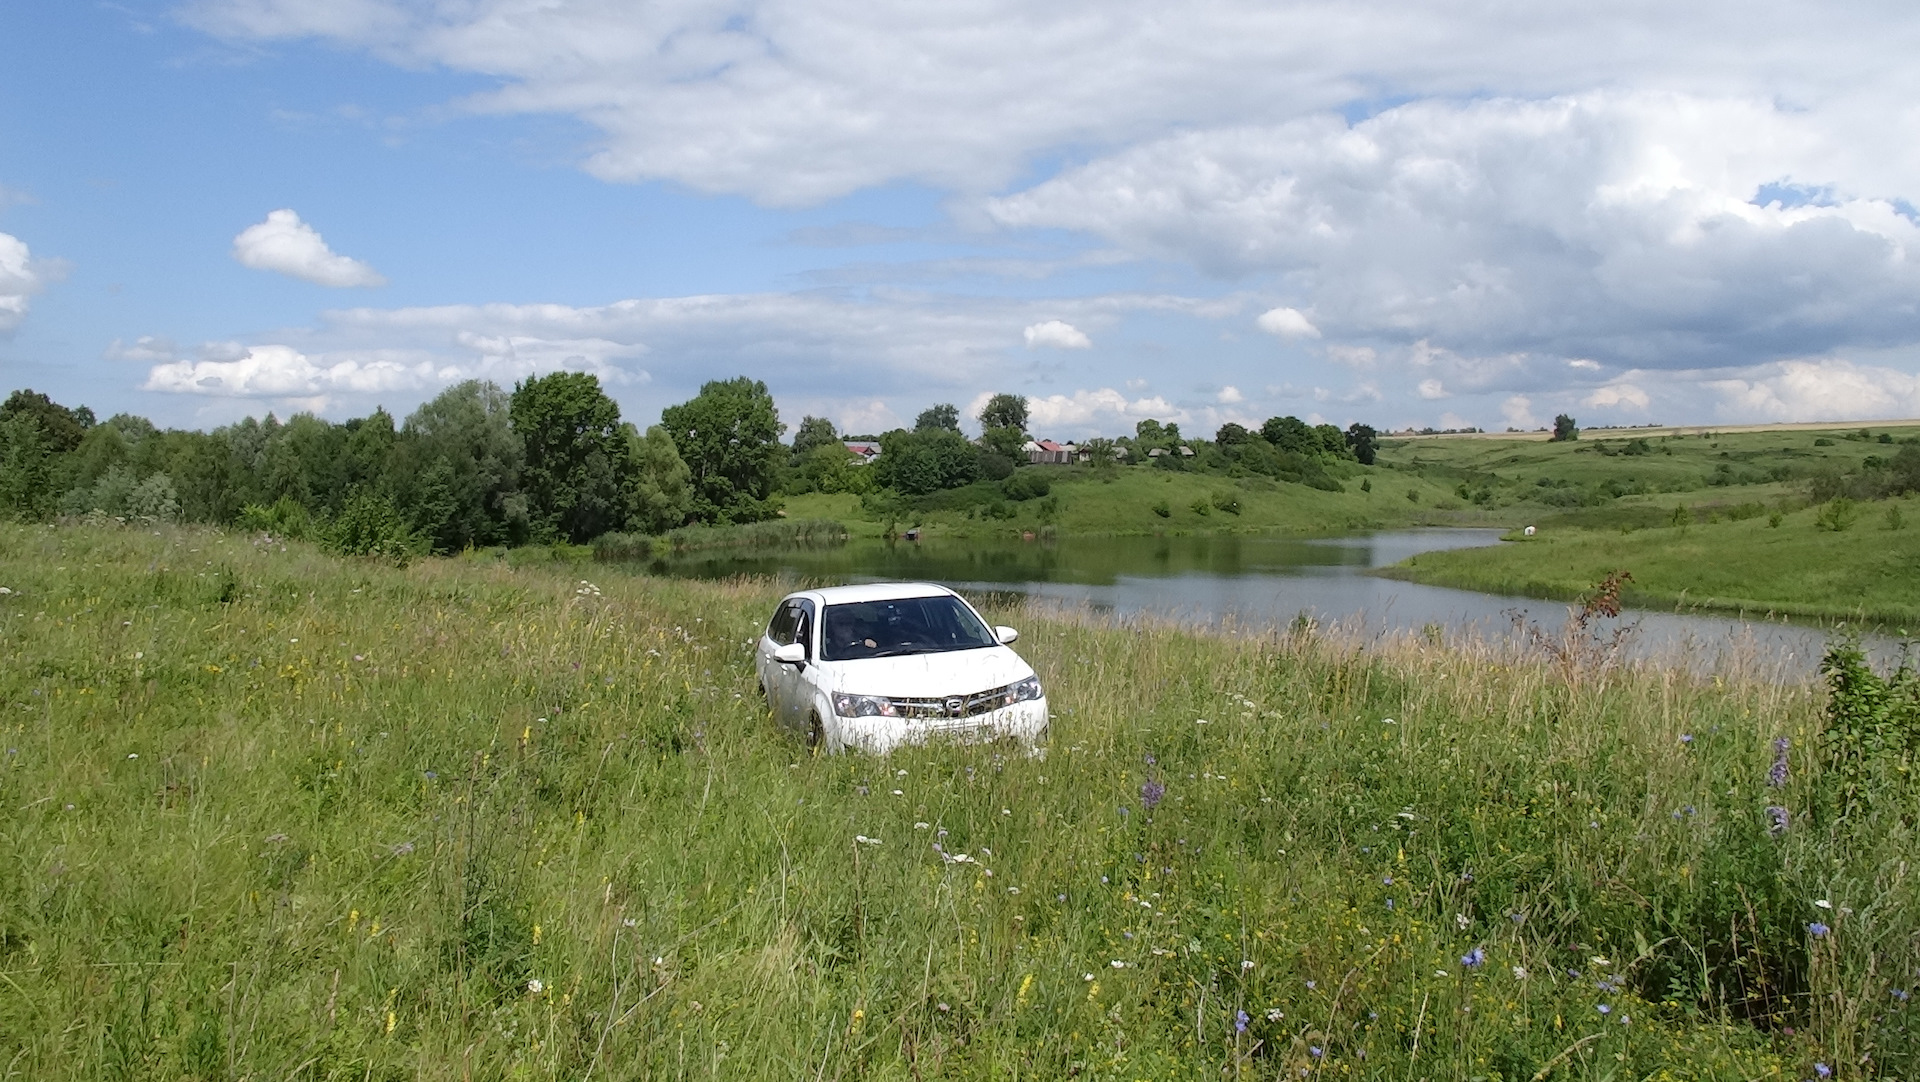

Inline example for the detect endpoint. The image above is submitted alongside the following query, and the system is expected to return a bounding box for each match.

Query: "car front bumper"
[833,697,1049,755]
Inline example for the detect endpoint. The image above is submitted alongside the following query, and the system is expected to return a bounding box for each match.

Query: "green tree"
[343,408,397,494]
[0,413,55,520]
[1313,423,1352,459]
[915,403,961,433]
[978,393,1029,433]
[55,423,133,499]
[658,376,786,525]
[1344,423,1380,465]
[791,415,840,458]
[1080,437,1118,469]
[1214,423,1252,446]
[873,428,979,495]
[1552,414,1579,441]
[798,441,869,495]
[979,425,1028,463]
[396,381,528,552]
[0,389,94,454]
[1261,415,1314,455]
[626,424,694,534]
[511,372,632,543]
[0,390,94,520]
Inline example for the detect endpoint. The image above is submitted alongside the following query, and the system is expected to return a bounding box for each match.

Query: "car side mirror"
[994,625,1019,645]
[773,643,807,665]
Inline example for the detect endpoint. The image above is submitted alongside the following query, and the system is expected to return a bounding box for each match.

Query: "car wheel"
[806,712,825,753]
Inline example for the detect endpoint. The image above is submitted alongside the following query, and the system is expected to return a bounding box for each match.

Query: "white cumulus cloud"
[1708,359,1920,422]
[987,93,1920,371]
[1024,320,1092,349]
[0,232,43,333]
[144,344,430,397]
[232,209,386,288]
[1024,388,1183,433]
[1256,307,1319,339]
[1586,383,1650,410]
[185,0,1920,206]
[1417,379,1448,400]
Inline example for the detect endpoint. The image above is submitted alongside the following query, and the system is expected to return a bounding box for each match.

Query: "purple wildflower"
[1141,778,1166,811]
[1144,752,1156,766]
[1680,733,1694,744]
[1461,947,1486,968]
[1309,1045,1323,1058]
[1597,1004,1611,1015]
[1808,922,1831,938]
[1769,737,1790,788]
[1892,989,1909,1002]
[1815,1063,1832,1078]
[1766,805,1791,837]
[1234,1009,1249,1033]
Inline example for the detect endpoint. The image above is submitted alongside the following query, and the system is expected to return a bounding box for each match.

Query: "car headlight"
[833,692,899,718]
[1009,676,1044,703]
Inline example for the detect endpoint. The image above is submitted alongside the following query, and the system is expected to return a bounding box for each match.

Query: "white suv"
[754,582,1049,754]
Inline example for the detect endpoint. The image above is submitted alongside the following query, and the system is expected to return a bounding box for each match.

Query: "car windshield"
[821,596,998,661]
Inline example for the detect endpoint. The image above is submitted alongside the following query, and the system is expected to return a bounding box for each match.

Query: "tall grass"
[662,517,849,552]
[1,523,1913,1079]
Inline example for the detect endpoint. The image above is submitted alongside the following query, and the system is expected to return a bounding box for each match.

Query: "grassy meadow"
[3,523,1918,1079]
[782,465,1474,541]
[1384,495,1920,627]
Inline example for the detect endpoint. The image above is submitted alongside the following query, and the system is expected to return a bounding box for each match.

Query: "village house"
[842,440,881,464]
[1023,439,1076,465]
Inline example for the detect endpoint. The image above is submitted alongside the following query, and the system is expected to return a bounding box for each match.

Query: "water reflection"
[628,528,1902,676]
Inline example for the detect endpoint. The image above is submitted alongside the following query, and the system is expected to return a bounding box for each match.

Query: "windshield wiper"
[863,645,942,658]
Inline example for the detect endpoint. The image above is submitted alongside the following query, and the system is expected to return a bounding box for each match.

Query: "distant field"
[783,466,1485,539]
[1374,423,1920,622]
[4,524,1914,1078]
[1394,418,1920,441]
[1383,496,1920,626]
[781,421,1920,552]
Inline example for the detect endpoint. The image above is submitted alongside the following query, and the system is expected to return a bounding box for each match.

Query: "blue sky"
[4,0,1920,438]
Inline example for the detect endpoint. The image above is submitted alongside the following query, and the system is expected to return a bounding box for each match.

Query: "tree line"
[0,378,1382,551]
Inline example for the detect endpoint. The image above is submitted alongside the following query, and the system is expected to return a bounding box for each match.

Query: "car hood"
[822,647,1035,698]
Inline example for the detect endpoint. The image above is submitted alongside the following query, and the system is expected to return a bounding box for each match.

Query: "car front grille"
[887,680,1026,721]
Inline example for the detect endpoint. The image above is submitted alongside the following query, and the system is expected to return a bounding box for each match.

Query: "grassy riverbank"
[1383,496,1920,627]
[772,421,1920,544]
[3,524,1914,1079]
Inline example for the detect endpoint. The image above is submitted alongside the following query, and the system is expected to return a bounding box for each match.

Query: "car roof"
[790,581,958,606]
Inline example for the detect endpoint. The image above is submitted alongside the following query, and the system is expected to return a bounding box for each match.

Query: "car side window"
[766,602,799,645]
[792,599,817,658]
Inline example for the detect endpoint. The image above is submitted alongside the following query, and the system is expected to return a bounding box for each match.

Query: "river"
[632,528,1902,676]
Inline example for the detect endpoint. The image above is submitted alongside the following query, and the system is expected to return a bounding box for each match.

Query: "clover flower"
[1141,778,1165,811]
